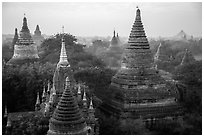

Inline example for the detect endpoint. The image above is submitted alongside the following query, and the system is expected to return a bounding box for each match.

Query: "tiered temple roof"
[47,77,87,135]
[7,16,39,65]
[17,17,34,45]
[103,7,182,119]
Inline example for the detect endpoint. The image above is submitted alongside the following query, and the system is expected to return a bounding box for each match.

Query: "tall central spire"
[58,26,70,67]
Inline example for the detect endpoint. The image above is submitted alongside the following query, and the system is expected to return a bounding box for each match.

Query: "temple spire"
[12,28,18,45]
[35,92,41,111]
[4,105,8,118]
[113,29,116,37]
[42,85,46,102]
[77,83,82,101]
[154,43,162,61]
[22,14,29,32]
[89,98,94,110]
[58,26,69,67]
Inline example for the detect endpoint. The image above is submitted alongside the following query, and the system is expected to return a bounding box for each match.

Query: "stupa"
[47,77,88,135]
[108,30,121,51]
[7,15,39,65]
[52,27,72,104]
[32,25,44,47]
[102,7,182,119]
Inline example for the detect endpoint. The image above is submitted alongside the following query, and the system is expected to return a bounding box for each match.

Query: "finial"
[24,13,26,17]
[136,6,139,9]
[62,26,64,34]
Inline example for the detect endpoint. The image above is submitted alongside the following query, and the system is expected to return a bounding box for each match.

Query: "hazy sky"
[2,2,202,37]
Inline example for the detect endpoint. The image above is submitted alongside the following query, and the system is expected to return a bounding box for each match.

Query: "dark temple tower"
[103,7,182,119]
[47,77,88,135]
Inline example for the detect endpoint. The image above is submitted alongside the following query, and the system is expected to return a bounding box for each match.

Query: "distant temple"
[104,30,123,69]
[101,8,182,121]
[108,30,121,51]
[7,16,39,65]
[32,25,44,47]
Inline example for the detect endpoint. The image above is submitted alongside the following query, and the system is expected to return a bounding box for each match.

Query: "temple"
[108,30,121,51]
[32,25,44,47]
[105,30,123,69]
[101,8,182,120]
[7,16,39,65]
[47,77,88,135]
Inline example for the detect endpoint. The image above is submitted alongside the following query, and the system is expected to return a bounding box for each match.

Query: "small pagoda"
[7,15,39,65]
[47,77,88,135]
[32,25,44,47]
[102,7,182,119]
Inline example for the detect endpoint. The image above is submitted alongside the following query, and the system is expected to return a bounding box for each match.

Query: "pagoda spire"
[35,92,41,111]
[113,29,116,37]
[57,26,70,67]
[4,105,8,118]
[154,43,162,61]
[89,98,94,110]
[47,81,50,93]
[42,85,46,103]
[47,76,87,135]
[12,28,18,45]
[21,15,29,33]
[77,83,82,101]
